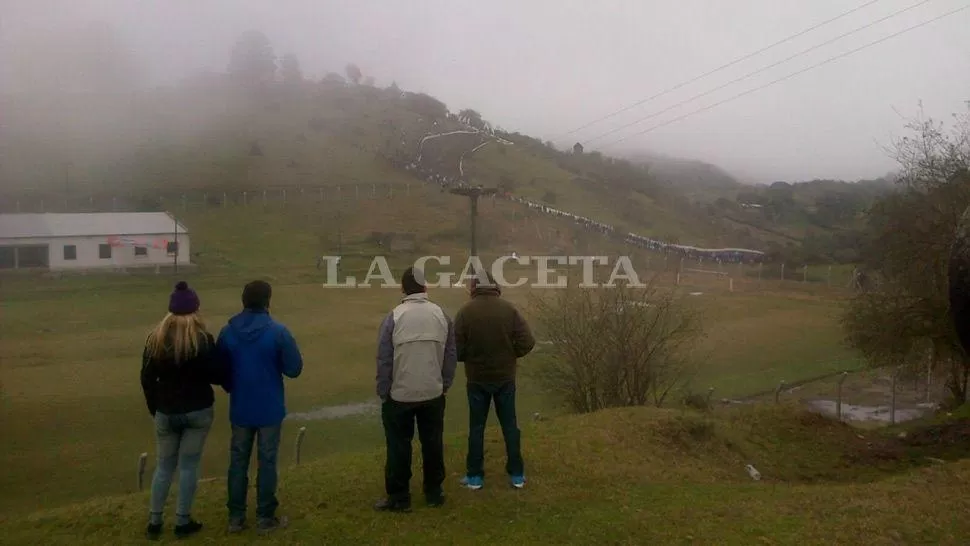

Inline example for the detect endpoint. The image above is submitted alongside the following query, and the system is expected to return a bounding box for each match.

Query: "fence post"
[890,366,899,424]
[354,184,358,200]
[137,452,148,491]
[295,426,307,464]
[223,192,228,208]
[706,387,715,406]
[802,265,808,283]
[836,372,848,421]
[774,380,786,404]
[827,265,832,287]
[780,263,785,282]
[337,185,341,200]
[372,183,376,198]
[203,192,208,209]
[262,190,267,206]
[729,278,734,292]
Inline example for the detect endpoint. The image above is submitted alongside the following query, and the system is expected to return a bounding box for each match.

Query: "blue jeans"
[149,407,214,524]
[227,424,281,520]
[466,381,524,478]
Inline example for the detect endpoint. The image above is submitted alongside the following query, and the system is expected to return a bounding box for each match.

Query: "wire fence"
[0,183,861,289]
[725,359,943,425]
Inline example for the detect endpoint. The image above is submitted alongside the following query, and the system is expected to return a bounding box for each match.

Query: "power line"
[596,4,970,149]
[557,0,888,138]
[583,0,934,145]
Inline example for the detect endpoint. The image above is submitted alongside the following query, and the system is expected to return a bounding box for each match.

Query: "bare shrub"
[529,276,704,413]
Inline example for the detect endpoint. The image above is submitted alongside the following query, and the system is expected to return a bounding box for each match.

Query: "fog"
[3,0,969,183]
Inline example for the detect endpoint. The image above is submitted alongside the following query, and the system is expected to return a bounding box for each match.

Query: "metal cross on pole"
[450,186,497,258]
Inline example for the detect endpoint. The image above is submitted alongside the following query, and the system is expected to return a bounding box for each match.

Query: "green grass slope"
[1,79,819,252]
[2,406,968,545]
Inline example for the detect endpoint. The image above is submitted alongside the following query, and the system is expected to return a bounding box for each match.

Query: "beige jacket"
[376,293,457,403]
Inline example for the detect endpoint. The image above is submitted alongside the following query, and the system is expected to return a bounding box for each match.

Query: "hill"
[619,150,744,192]
[2,405,969,544]
[0,74,889,264]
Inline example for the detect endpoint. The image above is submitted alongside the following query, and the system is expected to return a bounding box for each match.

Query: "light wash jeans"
[149,407,214,525]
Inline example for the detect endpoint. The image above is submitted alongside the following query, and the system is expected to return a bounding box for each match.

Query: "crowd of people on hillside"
[386,128,765,264]
[139,271,534,539]
[506,195,764,264]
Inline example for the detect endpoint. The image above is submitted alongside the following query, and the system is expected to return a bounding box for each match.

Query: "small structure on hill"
[370,232,416,252]
[0,212,189,271]
[573,142,584,154]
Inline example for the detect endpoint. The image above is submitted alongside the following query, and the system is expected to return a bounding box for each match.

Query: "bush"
[529,277,704,413]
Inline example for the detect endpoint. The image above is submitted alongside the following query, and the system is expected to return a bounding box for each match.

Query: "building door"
[16,245,50,269]
[0,245,50,270]
[0,247,14,269]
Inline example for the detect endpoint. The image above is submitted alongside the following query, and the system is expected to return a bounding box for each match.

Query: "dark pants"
[381,395,446,503]
[466,381,523,478]
[227,424,281,520]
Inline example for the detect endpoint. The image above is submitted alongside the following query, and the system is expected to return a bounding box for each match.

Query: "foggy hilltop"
[2,0,969,181]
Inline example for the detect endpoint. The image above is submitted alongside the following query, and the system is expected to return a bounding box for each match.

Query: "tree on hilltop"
[345,63,362,85]
[280,53,302,85]
[459,109,484,129]
[228,30,277,87]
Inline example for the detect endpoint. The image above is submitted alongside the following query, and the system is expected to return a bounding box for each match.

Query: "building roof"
[0,213,188,239]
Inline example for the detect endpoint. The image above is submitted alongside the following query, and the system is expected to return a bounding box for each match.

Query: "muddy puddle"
[286,400,380,421]
[806,399,938,423]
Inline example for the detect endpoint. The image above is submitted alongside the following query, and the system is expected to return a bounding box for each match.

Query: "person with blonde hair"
[140,281,228,541]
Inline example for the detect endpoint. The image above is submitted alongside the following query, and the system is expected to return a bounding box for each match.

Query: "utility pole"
[450,186,497,257]
[173,212,179,274]
[336,207,343,256]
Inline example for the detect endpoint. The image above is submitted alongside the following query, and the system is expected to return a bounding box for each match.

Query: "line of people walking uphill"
[139,267,534,538]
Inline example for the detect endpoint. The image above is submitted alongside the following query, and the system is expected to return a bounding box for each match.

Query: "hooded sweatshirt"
[217,308,303,427]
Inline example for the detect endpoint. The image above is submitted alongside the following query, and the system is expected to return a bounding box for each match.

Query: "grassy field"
[2,404,969,544]
[1,263,858,518]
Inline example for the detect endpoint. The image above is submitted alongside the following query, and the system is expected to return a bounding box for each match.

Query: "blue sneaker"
[510,475,526,489]
[460,475,484,490]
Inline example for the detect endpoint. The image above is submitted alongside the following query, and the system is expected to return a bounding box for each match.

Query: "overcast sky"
[3,0,969,183]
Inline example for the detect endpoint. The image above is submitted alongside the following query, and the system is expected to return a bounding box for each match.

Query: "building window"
[99,244,112,259]
[63,245,77,260]
[134,246,148,257]
[0,247,14,269]
[167,241,178,255]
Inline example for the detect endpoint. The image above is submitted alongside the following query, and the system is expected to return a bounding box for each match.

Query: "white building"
[0,212,190,271]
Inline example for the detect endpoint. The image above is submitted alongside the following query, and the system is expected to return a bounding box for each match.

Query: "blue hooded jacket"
[217,309,303,427]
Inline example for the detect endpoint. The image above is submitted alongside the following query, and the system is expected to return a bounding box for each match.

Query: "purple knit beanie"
[169,281,200,315]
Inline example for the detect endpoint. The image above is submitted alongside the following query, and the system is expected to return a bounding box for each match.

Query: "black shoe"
[256,516,288,534]
[373,497,412,513]
[426,493,445,507]
[173,520,203,539]
[145,522,163,541]
[227,517,247,534]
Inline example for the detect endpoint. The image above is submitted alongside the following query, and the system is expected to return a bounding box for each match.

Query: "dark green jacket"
[454,286,535,383]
